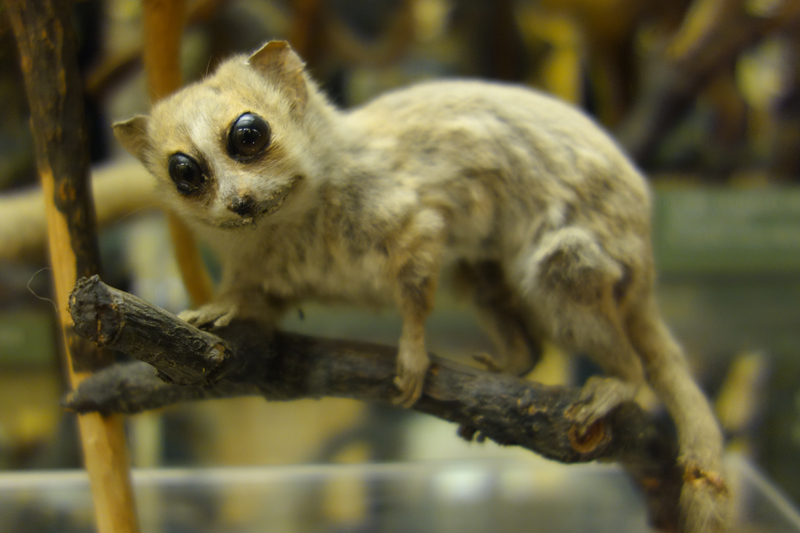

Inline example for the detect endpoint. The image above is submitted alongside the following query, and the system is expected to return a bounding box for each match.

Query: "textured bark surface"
[6,0,100,283]
[68,275,684,531]
[5,3,140,533]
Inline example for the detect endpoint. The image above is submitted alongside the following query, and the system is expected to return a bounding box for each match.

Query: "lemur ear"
[112,116,151,163]
[247,41,308,114]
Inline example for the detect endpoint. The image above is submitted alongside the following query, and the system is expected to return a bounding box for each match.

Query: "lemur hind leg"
[455,260,543,377]
[518,226,727,531]
[516,227,646,425]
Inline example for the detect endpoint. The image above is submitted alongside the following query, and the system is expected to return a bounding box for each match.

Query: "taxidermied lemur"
[114,41,728,531]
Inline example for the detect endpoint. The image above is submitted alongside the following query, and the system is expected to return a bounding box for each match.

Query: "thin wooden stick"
[142,0,215,306]
[5,2,140,532]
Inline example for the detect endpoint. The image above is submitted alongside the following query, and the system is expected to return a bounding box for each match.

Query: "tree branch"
[66,275,683,531]
[5,2,139,531]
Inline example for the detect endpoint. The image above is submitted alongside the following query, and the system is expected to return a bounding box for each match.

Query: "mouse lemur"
[115,40,727,532]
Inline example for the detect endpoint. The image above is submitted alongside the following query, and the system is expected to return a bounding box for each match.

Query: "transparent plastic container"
[0,454,797,532]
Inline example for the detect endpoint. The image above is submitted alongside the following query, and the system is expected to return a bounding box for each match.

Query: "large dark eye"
[168,153,206,195]
[228,113,271,160]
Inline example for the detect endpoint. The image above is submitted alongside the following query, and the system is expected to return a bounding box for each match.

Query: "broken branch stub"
[68,275,235,386]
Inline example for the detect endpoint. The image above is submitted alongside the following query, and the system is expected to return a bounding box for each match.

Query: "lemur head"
[114,41,321,229]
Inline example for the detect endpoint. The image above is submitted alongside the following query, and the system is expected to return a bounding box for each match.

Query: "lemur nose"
[228,195,255,217]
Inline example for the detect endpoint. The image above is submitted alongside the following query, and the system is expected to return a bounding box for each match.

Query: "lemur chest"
[234,225,396,307]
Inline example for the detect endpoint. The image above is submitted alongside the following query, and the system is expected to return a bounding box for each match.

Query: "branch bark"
[5,3,140,532]
[67,275,684,531]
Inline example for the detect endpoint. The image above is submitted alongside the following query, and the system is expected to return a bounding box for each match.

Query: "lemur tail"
[628,298,730,533]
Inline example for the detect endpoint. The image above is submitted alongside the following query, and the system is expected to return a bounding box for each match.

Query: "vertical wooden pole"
[5,2,140,532]
[142,0,214,307]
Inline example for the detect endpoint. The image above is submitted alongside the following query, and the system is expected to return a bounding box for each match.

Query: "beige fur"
[115,40,728,531]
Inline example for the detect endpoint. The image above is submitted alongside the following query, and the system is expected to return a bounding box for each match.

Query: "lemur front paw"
[392,347,430,408]
[178,302,239,330]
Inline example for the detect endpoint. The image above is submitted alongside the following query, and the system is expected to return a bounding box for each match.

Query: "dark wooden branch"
[5,3,139,532]
[69,276,234,386]
[66,275,683,531]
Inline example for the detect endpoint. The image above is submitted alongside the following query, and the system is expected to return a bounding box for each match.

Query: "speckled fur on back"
[114,41,728,532]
